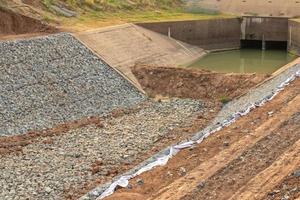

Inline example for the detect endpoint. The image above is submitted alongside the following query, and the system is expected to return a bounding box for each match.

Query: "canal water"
[187,49,297,74]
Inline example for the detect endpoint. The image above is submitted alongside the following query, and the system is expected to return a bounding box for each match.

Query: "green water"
[187,49,297,74]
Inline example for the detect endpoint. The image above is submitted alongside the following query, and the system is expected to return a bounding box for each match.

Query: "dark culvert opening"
[241,40,288,50]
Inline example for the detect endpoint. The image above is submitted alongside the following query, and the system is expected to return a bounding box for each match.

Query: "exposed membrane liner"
[80,64,300,200]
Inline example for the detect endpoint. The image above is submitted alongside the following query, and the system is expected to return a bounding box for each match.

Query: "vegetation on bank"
[62,11,232,32]
[43,0,183,11]
[37,0,232,31]
[0,0,232,32]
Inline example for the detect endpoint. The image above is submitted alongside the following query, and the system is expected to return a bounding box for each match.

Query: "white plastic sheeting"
[97,69,300,200]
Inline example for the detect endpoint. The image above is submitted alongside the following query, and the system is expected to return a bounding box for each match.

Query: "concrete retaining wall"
[136,18,241,50]
[288,20,300,55]
[241,16,288,41]
[137,17,291,50]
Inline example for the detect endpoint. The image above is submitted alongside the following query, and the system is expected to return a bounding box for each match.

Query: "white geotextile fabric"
[97,69,300,200]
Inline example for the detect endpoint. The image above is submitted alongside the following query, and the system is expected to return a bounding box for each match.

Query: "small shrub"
[219,95,231,104]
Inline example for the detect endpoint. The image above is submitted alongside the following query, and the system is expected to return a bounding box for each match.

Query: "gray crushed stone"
[0,98,204,200]
[0,33,145,136]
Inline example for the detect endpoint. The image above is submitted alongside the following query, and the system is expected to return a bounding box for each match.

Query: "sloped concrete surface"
[76,24,206,90]
[0,33,145,135]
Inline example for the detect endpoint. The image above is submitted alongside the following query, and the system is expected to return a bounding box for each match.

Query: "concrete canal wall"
[241,16,288,42]
[288,20,300,55]
[137,17,290,50]
[136,18,241,50]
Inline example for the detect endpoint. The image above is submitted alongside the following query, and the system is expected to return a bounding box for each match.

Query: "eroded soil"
[0,7,56,39]
[106,78,300,200]
[132,65,269,101]
[265,168,300,200]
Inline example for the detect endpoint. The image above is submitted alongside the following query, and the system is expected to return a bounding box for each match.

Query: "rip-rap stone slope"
[0,33,145,135]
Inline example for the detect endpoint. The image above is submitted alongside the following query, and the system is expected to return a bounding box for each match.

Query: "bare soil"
[0,116,103,156]
[105,78,300,200]
[21,0,45,9]
[264,168,300,200]
[0,7,57,39]
[132,65,269,102]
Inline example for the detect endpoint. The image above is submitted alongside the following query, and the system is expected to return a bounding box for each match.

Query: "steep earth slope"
[0,6,56,39]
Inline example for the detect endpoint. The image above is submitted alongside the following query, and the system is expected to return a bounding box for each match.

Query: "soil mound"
[0,7,56,36]
[132,65,269,102]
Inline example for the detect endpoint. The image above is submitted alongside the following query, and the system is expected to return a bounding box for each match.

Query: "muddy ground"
[132,65,269,101]
[106,77,300,200]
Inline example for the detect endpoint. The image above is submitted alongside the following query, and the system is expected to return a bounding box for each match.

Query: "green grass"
[60,9,233,31]
[80,9,230,22]
[45,0,183,11]
[219,95,232,104]
[42,0,54,9]
[40,0,233,31]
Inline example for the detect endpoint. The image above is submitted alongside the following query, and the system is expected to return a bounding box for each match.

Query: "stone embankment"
[0,33,145,135]
[0,98,209,200]
[0,32,215,200]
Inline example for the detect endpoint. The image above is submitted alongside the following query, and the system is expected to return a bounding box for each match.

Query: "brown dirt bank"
[0,7,57,38]
[106,71,300,200]
[0,116,103,156]
[132,65,269,102]
[264,167,300,200]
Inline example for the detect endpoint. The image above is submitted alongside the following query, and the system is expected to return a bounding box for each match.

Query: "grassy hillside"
[45,0,183,11]
[1,0,231,32]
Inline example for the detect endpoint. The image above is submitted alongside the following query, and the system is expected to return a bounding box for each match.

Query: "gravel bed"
[0,33,145,136]
[0,98,204,200]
